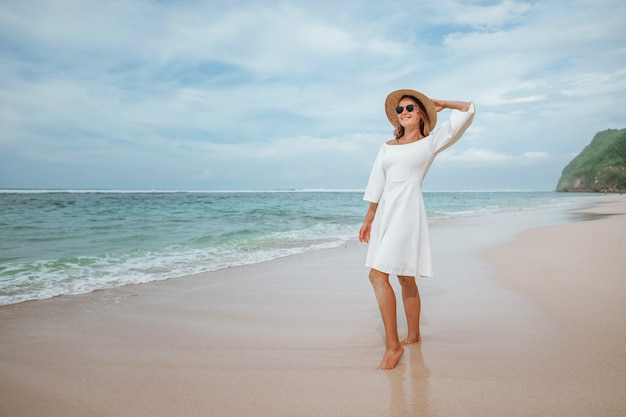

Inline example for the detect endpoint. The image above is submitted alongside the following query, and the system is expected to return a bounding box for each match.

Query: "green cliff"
[556,128,626,192]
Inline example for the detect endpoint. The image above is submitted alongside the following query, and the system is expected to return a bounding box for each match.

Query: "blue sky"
[1,0,625,191]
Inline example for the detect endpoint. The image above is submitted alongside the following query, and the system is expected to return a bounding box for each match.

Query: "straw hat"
[384,89,437,130]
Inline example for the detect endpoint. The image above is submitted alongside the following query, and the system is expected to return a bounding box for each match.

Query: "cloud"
[432,0,534,30]
[440,148,512,163]
[561,68,626,97]
[440,148,550,164]
[158,4,396,75]
[522,151,549,158]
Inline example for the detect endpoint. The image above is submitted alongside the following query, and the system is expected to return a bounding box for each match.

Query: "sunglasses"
[395,104,419,114]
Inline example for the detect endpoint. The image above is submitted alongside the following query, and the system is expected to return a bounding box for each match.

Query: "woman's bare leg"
[369,269,404,370]
[398,275,421,344]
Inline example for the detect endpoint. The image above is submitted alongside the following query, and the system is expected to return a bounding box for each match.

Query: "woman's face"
[396,97,421,129]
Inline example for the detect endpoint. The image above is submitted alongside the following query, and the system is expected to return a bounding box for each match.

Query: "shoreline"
[1,194,624,416]
[0,191,599,308]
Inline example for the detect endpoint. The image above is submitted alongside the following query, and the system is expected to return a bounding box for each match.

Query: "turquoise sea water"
[0,190,594,306]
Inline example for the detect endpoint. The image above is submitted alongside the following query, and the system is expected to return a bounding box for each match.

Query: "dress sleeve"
[429,102,476,155]
[363,145,386,203]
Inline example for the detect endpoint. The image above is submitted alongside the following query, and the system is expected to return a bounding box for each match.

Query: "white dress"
[363,103,475,277]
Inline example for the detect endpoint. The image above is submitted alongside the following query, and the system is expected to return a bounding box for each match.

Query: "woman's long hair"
[393,95,431,140]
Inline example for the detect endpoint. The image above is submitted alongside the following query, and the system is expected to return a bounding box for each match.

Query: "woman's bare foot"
[377,346,405,370]
[401,334,421,344]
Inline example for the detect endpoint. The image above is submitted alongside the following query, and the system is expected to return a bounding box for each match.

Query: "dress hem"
[365,264,434,278]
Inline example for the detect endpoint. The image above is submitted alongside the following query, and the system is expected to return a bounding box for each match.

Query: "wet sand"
[1,194,625,417]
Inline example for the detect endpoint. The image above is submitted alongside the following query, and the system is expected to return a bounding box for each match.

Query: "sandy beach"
[1,194,625,417]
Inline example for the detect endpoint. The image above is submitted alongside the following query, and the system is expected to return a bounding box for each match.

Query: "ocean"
[0,190,594,306]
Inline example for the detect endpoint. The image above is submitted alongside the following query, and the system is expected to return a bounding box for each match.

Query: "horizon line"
[0,188,558,193]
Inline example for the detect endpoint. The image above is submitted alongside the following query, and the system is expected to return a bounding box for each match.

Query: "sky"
[1,0,625,191]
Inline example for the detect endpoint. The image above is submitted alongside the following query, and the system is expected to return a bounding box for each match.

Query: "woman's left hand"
[432,99,445,112]
[431,99,471,112]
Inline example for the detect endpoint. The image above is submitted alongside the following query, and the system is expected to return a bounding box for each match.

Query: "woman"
[359,89,475,370]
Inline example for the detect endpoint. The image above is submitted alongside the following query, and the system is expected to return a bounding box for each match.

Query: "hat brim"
[385,89,437,131]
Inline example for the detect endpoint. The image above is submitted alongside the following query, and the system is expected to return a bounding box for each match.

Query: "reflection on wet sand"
[387,344,434,417]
